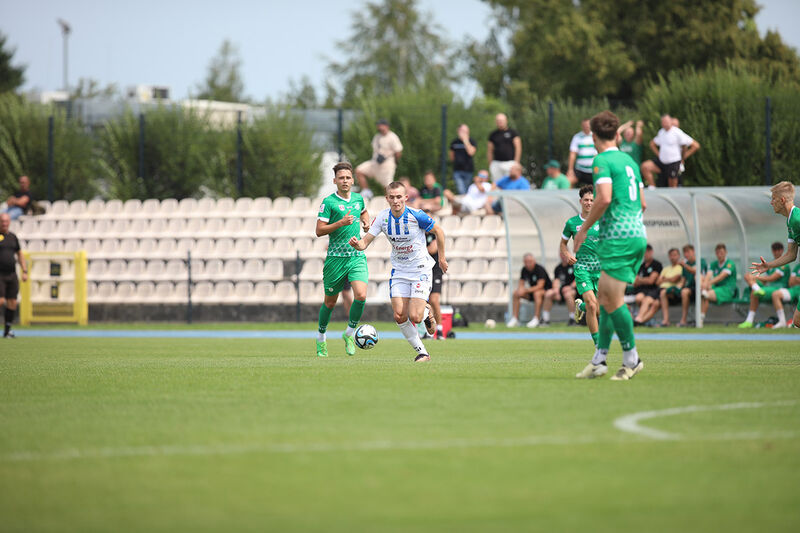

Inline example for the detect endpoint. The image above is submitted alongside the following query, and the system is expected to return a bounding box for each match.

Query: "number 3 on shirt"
[626,166,638,201]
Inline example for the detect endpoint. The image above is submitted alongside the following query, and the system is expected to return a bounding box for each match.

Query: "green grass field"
[1,326,799,532]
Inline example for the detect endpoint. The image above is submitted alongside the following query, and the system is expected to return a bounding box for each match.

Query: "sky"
[2,0,799,102]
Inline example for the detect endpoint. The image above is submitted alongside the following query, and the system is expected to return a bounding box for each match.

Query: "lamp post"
[56,18,70,92]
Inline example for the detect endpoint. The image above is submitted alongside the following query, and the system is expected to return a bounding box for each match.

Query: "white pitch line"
[613,400,799,440]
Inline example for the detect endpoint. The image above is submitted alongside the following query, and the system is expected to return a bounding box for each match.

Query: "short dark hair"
[332,161,353,176]
[683,244,695,252]
[668,248,679,254]
[645,244,653,251]
[590,111,620,141]
[771,241,784,252]
[715,243,726,251]
[386,181,406,192]
[578,185,593,199]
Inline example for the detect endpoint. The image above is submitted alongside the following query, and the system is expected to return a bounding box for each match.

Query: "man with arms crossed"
[574,111,647,380]
[561,185,601,350]
[315,162,371,357]
[640,114,700,188]
[0,213,28,338]
[350,181,448,362]
[752,181,800,328]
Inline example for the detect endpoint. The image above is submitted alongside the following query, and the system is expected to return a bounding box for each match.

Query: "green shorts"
[599,237,647,284]
[663,286,681,301]
[757,285,782,303]
[574,267,600,296]
[787,286,800,311]
[323,255,368,294]
[711,285,737,304]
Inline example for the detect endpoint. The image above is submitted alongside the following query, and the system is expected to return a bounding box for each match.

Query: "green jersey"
[683,258,707,288]
[318,192,366,257]
[592,148,646,242]
[710,258,737,290]
[787,206,800,246]
[764,265,791,288]
[619,140,642,166]
[542,173,571,190]
[562,214,601,272]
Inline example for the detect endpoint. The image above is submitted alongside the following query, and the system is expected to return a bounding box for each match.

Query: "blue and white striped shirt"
[368,207,436,271]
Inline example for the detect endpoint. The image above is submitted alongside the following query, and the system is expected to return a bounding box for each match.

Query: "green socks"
[318,304,333,334]
[348,299,366,329]
[597,307,613,350]
[609,304,636,351]
[579,300,586,313]
[590,331,599,347]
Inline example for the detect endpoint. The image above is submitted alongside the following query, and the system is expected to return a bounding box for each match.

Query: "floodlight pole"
[57,19,71,93]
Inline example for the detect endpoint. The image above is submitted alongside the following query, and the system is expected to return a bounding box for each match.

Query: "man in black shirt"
[449,124,477,195]
[0,213,28,338]
[544,258,578,325]
[413,171,442,214]
[632,244,663,326]
[487,113,522,183]
[1,175,33,220]
[507,253,551,328]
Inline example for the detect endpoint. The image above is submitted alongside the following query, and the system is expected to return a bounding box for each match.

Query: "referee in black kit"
[0,213,28,338]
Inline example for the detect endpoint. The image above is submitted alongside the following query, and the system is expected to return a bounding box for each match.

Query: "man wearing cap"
[355,119,403,200]
[443,170,492,215]
[541,160,571,190]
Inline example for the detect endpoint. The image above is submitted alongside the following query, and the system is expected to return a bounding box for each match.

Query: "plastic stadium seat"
[222,217,244,238]
[160,198,179,215]
[242,218,262,236]
[197,198,216,213]
[251,281,274,302]
[153,238,176,258]
[223,259,244,279]
[271,197,292,213]
[54,219,76,238]
[291,197,312,212]
[371,281,391,303]
[263,218,283,234]
[104,199,123,216]
[134,281,156,302]
[202,259,224,280]
[74,219,93,235]
[87,260,107,280]
[469,236,500,258]
[87,199,105,217]
[92,281,116,303]
[202,218,224,237]
[263,258,284,281]
[144,260,166,280]
[308,237,328,259]
[480,215,505,237]
[62,238,82,252]
[50,200,69,216]
[166,218,187,236]
[233,281,254,301]
[216,197,235,214]
[271,237,296,259]
[123,199,142,216]
[109,219,129,236]
[486,259,509,280]
[19,218,38,235]
[155,281,176,301]
[454,215,481,237]
[446,259,469,280]
[298,280,317,303]
[298,259,323,281]
[252,238,272,257]
[194,238,214,258]
[213,280,235,302]
[126,259,146,279]
[141,199,160,215]
[271,281,297,302]
[136,238,158,258]
[368,197,387,213]
[112,281,136,302]
[178,198,198,216]
[163,259,186,281]
[176,238,194,256]
[440,215,461,235]
[30,260,50,279]
[231,238,251,257]
[442,280,461,301]
[450,238,474,259]
[185,218,205,234]
[371,237,391,258]
[192,281,214,302]
[367,258,387,281]
[482,281,507,303]
[285,216,317,238]
[458,281,483,302]
[148,218,168,237]
[251,197,272,214]
[128,218,148,235]
[242,258,264,280]
[25,239,45,252]
[172,281,189,303]
[98,239,119,258]
[37,219,57,235]
[80,238,100,255]
[234,197,253,213]
[43,239,64,252]
[468,259,491,280]
[210,238,233,258]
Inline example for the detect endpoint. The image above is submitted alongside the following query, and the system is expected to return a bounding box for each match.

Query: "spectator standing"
[487,113,521,182]
[486,163,530,215]
[541,160,571,190]
[355,119,403,199]
[567,119,597,186]
[658,248,685,326]
[443,170,492,215]
[632,244,663,326]
[618,120,644,166]
[641,114,700,188]
[507,253,551,328]
[0,176,33,220]
[413,171,442,214]
[0,213,28,338]
[449,124,477,194]
[678,244,707,327]
[544,257,577,325]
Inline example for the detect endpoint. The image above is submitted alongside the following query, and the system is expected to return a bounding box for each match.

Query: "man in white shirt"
[443,169,492,215]
[356,119,404,200]
[641,114,700,188]
[349,181,449,362]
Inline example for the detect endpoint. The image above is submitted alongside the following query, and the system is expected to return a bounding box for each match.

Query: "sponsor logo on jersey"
[319,204,325,213]
[339,205,345,211]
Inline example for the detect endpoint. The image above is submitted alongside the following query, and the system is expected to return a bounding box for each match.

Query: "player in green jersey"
[315,162,371,357]
[738,242,790,328]
[574,110,647,381]
[560,184,601,349]
[751,181,800,327]
[700,243,738,323]
[770,263,800,328]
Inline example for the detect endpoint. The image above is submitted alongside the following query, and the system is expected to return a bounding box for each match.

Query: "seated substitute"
[411,171,442,214]
[507,253,551,328]
[657,248,684,326]
[700,243,738,322]
[770,263,800,329]
[738,242,790,328]
[678,243,707,327]
[632,244,663,326]
[544,256,577,325]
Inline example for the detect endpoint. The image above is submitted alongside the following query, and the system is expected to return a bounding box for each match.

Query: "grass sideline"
[1,334,798,532]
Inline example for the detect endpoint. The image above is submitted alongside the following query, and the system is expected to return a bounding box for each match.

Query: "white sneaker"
[575,362,608,379]
[506,317,520,327]
[526,317,540,328]
[772,321,788,329]
[610,360,644,381]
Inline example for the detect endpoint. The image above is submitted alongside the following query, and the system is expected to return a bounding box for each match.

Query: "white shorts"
[489,160,514,183]
[389,269,432,300]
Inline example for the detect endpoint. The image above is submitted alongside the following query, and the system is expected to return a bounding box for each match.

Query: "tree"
[70,78,118,99]
[327,0,455,105]
[195,40,246,103]
[0,32,25,94]
[284,76,319,109]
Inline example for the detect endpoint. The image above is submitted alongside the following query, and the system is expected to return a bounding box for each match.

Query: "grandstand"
[10,197,509,321]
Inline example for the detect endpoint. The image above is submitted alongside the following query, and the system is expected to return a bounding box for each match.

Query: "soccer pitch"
[1,326,799,532]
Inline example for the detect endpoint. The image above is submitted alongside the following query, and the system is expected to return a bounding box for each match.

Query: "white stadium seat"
[271,197,292,213]
[123,199,142,216]
[160,198,179,215]
[234,197,253,213]
[298,259,324,281]
[192,281,214,302]
[251,197,272,214]
[178,198,198,216]
[250,281,274,302]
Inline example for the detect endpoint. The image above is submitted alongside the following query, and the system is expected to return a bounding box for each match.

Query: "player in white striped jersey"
[349,181,449,362]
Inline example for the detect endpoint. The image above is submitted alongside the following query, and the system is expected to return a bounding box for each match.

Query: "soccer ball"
[354,324,379,349]
[485,319,497,329]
